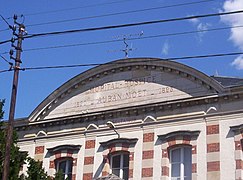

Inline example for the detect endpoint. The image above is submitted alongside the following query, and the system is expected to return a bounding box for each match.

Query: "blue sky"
[1,0,243,119]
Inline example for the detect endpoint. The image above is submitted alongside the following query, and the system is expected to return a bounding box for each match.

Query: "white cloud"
[231,55,243,69]
[188,16,210,42]
[221,0,243,69]
[188,18,199,24]
[161,41,169,56]
[197,22,211,42]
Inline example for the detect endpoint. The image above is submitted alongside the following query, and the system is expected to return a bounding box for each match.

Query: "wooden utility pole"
[2,15,25,180]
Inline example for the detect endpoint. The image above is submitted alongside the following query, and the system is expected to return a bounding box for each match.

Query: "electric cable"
[24,10,243,39]
[26,0,216,27]
[0,55,13,66]
[0,39,11,45]
[0,51,242,74]
[0,52,9,55]
[0,15,12,29]
[23,25,243,52]
[1,9,242,46]
[3,0,136,19]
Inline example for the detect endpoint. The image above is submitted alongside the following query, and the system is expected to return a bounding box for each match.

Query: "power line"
[0,15,12,29]
[0,51,242,74]
[0,39,11,45]
[0,28,10,32]
[26,0,216,27]
[0,15,12,33]
[1,9,243,45]
[0,54,13,66]
[0,52,9,55]
[23,25,243,52]
[24,10,243,39]
[5,0,136,19]
[0,69,11,73]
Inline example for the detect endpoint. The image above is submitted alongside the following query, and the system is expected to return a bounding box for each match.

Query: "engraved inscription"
[86,75,156,94]
[74,86,173,109]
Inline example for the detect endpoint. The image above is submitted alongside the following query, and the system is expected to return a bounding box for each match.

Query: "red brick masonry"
[143,133,154,142]
[142,167,153,177]
[85,140,95,149]
[207,161,220,171]
[207,125,219,135]
[35,146,44,154]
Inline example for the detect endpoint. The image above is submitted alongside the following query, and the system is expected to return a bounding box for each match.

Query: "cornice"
[15,91,242,131]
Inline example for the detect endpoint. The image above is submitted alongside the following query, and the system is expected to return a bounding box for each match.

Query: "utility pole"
[2,15,25,180]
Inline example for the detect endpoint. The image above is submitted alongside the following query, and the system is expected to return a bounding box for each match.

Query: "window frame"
[55,157,73,180]
[169,145,192,180]
[110,152,129,180]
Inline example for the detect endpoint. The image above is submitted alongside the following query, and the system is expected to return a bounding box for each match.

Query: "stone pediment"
[29,58,225,122]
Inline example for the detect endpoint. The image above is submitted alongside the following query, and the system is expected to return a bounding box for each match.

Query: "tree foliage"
[23,157,51,180]
[0,99,27,180]
[0,100,62,180]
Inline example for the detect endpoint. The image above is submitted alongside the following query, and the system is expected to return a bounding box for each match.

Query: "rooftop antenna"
[108,31,143,58]
[215,69,219,76]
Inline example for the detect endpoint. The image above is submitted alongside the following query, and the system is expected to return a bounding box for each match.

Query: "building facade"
[15,58,243,180]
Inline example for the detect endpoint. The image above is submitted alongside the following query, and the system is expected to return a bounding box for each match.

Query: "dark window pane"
[184,148,192,178]
[184,177,191,180]
[112,155,121,168]
[59,161,66,174]
[68,160,73,174]
[171,163,180,177]
[123,154,129,168]
[112,169,120,177]
[171,148,181,163]
[123,168,129,180]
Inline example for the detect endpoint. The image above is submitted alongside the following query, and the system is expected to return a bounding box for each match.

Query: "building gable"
[29,58,225,121]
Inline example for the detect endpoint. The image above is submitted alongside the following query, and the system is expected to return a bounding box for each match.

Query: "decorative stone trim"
[100,138,137,179]
[142,132,155,178]
[158,130,200,180]
[83,138,96,179]
[47,144,80,180]
[47,144,81,153]
[100,138,138,147]
[34,145,45,161]
[206,122,220,180]
[230,124,243,180]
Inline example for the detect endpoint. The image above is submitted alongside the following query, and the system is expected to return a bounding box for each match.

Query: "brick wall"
[83,139,96,179]
[160,131,199,180]
[48,149,79,180]
[206,123,220,180]
[102,141,136,179]
[231,126,243,180]
[142,132,154,179]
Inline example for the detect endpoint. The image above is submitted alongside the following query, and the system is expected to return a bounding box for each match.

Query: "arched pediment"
[29,58,225,122]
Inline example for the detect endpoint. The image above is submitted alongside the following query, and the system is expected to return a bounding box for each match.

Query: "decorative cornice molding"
[158,130,200,140]
[100,138,138,147]
[230,124,243,132]
[47,144,81,153]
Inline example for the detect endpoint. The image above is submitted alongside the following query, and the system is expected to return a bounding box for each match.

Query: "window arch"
[47,144,80,179]
[55,157,73,180]
[99,138,138,179]
[109,151,129,180]
[169,145,192,180]
[158,130,200,179]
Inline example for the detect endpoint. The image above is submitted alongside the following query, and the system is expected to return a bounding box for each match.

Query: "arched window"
[110,152,129,180]
[170,146,192,180]
[55,158,73,180]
